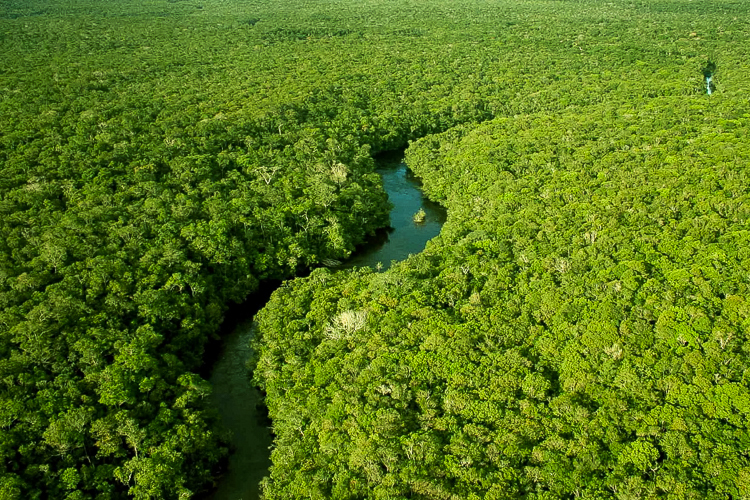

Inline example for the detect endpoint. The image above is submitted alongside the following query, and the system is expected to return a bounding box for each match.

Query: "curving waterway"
[203,151,446,500]
[341,150,447,271]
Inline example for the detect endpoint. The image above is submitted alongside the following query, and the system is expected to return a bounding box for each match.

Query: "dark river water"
[204,152,446,500]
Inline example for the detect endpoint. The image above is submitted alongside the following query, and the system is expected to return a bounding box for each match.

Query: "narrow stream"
[702,61,716,96]
[204,151,446,500]
[341,150,447,271]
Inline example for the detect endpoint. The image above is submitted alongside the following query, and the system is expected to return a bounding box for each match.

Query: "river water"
[341,150,446,271]
[204,152,446,500]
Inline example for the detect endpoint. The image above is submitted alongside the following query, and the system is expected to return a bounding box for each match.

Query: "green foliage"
[254,13,750,494]
[4,0,750,497]
[258,99,750,498]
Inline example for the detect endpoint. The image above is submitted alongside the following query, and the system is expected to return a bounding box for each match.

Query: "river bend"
[205,152,446,499]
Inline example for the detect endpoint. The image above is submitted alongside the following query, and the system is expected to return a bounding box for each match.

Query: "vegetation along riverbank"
[1,0,750,498]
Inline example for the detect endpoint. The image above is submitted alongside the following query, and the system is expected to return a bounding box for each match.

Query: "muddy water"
[206,152,446,499]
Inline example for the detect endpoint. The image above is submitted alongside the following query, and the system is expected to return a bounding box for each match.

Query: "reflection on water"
[205,151,445,500]
[342,153,446,271]
[205,324,271,500]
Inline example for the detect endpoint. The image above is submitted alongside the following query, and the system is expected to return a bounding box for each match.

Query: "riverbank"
[204,153,446,499]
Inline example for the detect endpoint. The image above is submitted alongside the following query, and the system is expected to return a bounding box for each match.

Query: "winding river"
[204,151,446,500]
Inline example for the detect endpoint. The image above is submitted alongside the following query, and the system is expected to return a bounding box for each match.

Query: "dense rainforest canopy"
[1,0,750,498]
